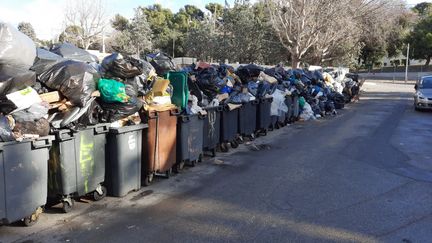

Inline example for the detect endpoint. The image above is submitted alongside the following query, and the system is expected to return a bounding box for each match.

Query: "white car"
[414,75,432,111]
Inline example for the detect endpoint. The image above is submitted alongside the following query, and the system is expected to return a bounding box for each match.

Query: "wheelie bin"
[176,114,205,171]
[220,104,240,152]
[238,100,258,140]
[202,106,221,157]
[141,108,178,186]
[256,97,272,136]
[292,95,300,121]
[105,124,148,197]
[0,136,53,226]
[285,95,294,123]
[48,124,109,213]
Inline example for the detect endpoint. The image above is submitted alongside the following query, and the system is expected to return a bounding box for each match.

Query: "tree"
[205,3,224,18]
[266,0,403,68]
[412,2,432,16]
[17,22,36,41]
[111,14,129,31]
[63,0,107,50]
[58,25,84,48]
[407,14,432,66]
[110,9,152,56]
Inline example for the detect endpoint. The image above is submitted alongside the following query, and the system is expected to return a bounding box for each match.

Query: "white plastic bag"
[0,22,36,69]
[270,89,288,116]
[6,87,42,112]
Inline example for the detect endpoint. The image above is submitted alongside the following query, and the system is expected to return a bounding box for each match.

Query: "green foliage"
[59,25,84,48]
[110,9,152,56]
[406,14,432,65]
[17,22,36,41]
[412,2,432,16]
[111,14,130,31]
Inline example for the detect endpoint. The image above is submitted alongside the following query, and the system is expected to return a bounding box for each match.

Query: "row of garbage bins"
[0,94,299,226]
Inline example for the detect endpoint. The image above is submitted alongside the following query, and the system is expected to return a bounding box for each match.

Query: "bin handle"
[148,111,159,119]
[198,113,207,119]
[217,106,223,112]
[95,124,110,134]
[32,137,52,149]
[56,130,75,141]
[252,99,259,105]
[181,116,190,122]
[170,109,181,116]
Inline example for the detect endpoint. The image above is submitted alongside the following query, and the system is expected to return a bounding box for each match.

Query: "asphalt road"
[1,80,432,243]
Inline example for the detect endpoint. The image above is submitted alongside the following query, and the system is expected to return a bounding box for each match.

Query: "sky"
[0,0,430,40]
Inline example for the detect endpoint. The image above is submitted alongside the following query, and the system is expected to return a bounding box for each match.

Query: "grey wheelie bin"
[176,114,205,171]
[0,136,53,226]
[220,104,240,152]
[105,124,148,197]
[238,100,258,140]
[202,106,221,157]
[285,95,294,123]
[141,108,178,186]
[48,124,109,213]
[256,97,272,136]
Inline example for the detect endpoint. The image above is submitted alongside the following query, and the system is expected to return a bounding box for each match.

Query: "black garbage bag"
[195,66,222,100]
[38,60,99,107]
[0,98,17,114]
[99,98,143,123]
[32,81,51,94]
[50,43,98,63]
[188,76,203,103]
[236,64,263,83]
[76,99,103,126]
[127,75,152,96]
[0,22,36,69]
[31,48,65,75]
[0,114,14,142]
[328,92,345,109]
[345,73,359,82]
[12,102,49,122]
[0,66,36,97]
[146,52,175,76]
[101,53,143,79]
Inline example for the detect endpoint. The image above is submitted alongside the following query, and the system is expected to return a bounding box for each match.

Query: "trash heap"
[178,62,361,123]
[0,22,181,142]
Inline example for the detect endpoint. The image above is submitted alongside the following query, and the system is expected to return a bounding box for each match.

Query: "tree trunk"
[426,56,431,66]
[291,54,300,69]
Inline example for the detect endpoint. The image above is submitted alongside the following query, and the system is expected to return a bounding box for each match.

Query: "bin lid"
[109,123,148,134]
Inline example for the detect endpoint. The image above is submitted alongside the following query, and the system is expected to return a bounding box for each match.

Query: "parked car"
[414,75,432,111]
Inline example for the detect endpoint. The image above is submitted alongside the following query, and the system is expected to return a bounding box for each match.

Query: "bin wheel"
[175,161,185,172]
[220,143,229,153]
[144,173,154,186]
[198,154,203,162]
[22,207,42,227]
[237,136,244,144]
[231,140,239,149]
[249,133,255,141]
[190,160,197,167]
[62,200,73,213]
[92,186,107,201]
[165,168,172,178]
[211,149,216,157]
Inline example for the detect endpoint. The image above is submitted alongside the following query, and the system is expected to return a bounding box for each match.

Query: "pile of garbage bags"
[0,22,362,142]
[179,62,361,122]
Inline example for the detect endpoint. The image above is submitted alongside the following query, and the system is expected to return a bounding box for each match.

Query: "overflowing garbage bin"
[141,108,178,186]
[105,124,147,197]
[220,105,240,152]
[48,124,109,213]
[176,114,205,170]
[0,137,53,226]
[238,100,258,140]
[256,97,272,135]
[202,106,221,157]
